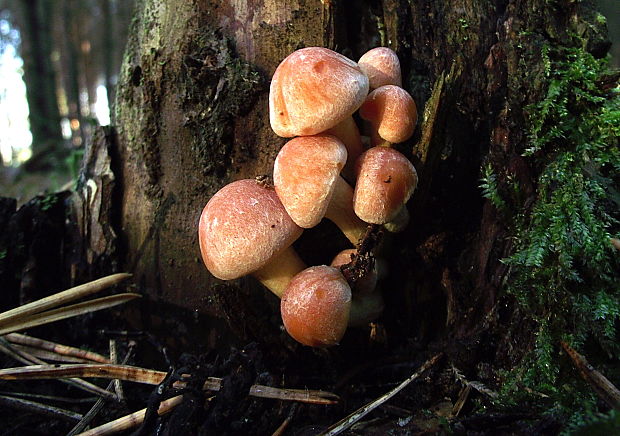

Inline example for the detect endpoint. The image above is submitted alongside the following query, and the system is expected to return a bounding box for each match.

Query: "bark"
[17,0,64,156]
[112,0,610,347]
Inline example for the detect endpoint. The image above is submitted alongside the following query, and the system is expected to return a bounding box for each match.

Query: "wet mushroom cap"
[198,179,303,280]
[281,266,351,347]
[274,135,348,228]
[354,147,418,224]
[358,47,402,89]
[269,47,369,137]
[359,85,417,144]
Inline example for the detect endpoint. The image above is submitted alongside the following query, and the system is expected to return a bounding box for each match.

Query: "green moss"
[496,45,620,419]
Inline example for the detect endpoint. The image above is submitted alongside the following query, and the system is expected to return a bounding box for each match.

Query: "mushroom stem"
[325,176,369,246]
[349,291,385,327]
[326,117,364,181]
[253,245,306,298]
[384,205,410,233]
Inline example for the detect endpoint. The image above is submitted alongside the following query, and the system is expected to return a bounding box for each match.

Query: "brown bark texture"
[111,0,610,346]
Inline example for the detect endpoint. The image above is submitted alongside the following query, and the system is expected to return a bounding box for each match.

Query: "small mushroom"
[358,47,402,89]
[198,179,304,297]
[274,135,368,245]
[281,266,351,347]
[269,47,369,176]
[359,85,417,147]
[354,147,418,225]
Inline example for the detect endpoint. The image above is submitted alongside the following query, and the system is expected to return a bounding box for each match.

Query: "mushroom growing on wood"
[273,134,368,245]
[354,146,418,225]
[359,85,417,147]
[358,47,402,89]
[281,264,385,347]
[281,266,352,347]
[269,47,369,177]
[198,178,304,297]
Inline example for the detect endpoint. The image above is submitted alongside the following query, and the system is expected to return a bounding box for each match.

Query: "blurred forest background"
[0,0,134,200]
[0,0,617,200]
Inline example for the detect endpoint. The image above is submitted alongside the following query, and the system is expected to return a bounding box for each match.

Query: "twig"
[75,395,184,436]
[0,273,131,327]
[561,341,620,409]
[4,333,111,364]
[451,365,498,399]
[0,293,141,336]
[0,339,116,400]
[319,353,443,436]
[451,385,471,417]
[0,394,83,422]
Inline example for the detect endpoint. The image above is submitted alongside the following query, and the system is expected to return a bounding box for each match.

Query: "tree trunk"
[17,0,64,156]
[113,0,612,349]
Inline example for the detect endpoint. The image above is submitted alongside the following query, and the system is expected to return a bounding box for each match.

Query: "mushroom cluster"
[198,47,418,348]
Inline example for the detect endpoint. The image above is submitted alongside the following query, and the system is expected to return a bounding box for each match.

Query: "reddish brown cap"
[274,135,347,228]
[330,248,378,295]
[359,85,417,144]
[281,266,351,347]
[358,47,402,89]
[199,179,302,280]
[354,147,418,224]
[270,47,369,137]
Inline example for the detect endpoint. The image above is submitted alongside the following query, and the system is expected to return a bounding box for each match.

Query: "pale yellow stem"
[325,176,369,246]
[253,246,306,298]
[326,117,365,182]
[349,291,384,327]
[383,205,410,233]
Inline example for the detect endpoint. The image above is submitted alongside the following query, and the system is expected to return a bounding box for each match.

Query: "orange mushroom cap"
[359,85,417,145]
[354,147,418,224]
[198,179,302,280]
[358,47,402,89]
[269,47,369,137]
[274,135,347,228]
[281,266,351,347]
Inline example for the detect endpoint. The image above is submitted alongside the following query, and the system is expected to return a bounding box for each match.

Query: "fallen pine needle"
[0,363,340,405]
[0,293,141,336]
[8,344,91,363]
[0,363,166,385]
[0,273,131,328]
[0,394,83,422]
[250,385,340,405]
[76,395,183,436]
[0,339,116,401]
[4,333,111,364]
[319,353,443,436]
